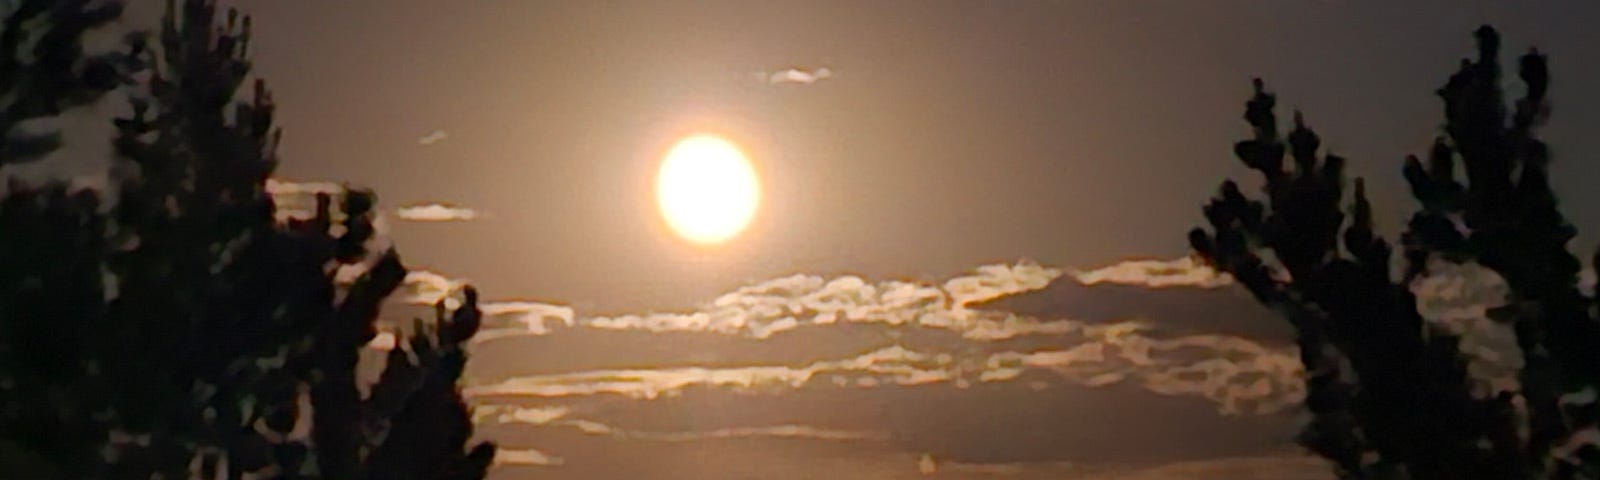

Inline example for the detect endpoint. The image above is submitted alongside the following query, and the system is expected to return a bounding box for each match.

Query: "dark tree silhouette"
[0,0,129,163]
[0,1,493,478]
[1192,26,1600,479]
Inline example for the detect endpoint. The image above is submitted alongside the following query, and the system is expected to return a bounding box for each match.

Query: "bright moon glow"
[656,135,761,245]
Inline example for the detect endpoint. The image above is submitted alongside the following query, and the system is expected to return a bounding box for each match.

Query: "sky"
[58,1,1600,478]
[203,0,1600,314]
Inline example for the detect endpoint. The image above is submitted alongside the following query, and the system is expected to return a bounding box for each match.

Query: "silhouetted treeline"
[1192,26,1599,479]
[0,1,491,478]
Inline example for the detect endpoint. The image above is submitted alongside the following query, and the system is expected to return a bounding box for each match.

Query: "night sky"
[208,0,1600,314]
[60,1,1600,478]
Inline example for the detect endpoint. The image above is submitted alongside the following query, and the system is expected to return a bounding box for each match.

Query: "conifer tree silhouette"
[1192,26,1600,479]
[0,1,493,478]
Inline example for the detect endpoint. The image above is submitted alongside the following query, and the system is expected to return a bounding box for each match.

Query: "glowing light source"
[656,135,761,245]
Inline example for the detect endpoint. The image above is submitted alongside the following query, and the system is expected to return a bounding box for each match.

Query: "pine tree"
[0,1,493,478]
[0,0,129,164]
[1192,26,1600,479]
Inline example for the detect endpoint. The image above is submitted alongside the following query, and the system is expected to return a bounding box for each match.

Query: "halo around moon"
[656,135,761,245]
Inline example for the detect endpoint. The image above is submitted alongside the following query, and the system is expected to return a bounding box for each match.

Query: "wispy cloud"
[417,129,449,146]
[474,405,573,425]
[265,178,344,196]
[474,405,888,442]
[402,269,467,306]
[915,452,1328,480]
[917,453,1076,476]
[395,203,480,222]
[1410,258,1520,395]
[1084,453,1330,480]
[476,301,578,340]
[494,448,564,467]
[467,329,1304,416]
[624,425,889,442]
[947,262,1061,307]
[761,66,833,85]
[1071,256,1233,289]
[468,261,1065,343]
[1063,255,1523,397]
[265,179,345,221]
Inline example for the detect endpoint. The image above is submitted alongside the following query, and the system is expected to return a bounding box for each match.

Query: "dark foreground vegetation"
[1193,26,1600,479]
[0,2,491,478]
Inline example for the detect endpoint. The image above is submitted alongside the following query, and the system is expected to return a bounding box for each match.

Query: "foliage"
[0,0,130,163]
[0,1,493,478]
[1191,26,1600,479]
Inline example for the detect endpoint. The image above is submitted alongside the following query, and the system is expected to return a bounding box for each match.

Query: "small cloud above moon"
[417,129,449,146]
[759,66,833,85]
[395,203,480,222]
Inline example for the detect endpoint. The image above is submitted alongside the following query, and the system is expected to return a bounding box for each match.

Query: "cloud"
[1069,452,1330,480]
[1071,256,1233,289]
[474,404,889,442]
[394,203,480,222]
[466,328,1304,416]
[494,447,564,467]
[623,424,889,442]
[917,451,1329,479]
[402,269,467,306]
[264,179,349,222]
[413,260,1297,415]
[472,260,1066,343]
[476,301,578,339]
[269,179,480,226]
[1410,258,1521,395]
[917,453,1076,476]
[417,129,449,146]
[265,178,344,196]
[762,66,833,85]
[945,261,1062,307]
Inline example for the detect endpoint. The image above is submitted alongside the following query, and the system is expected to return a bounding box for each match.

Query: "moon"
[656,135,761,245]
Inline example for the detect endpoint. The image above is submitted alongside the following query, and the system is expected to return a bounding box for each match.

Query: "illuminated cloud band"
[406,261,1065,343]
[494,448,564,467]
[466,335,1304,416]
[473,405,889,442]
[1071,256,1233,289]
[395,203,480,222]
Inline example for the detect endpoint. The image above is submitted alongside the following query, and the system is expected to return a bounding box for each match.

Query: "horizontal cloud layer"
[394,261,1067,343]
[466,330,1303,416]
[395,203,480,222]
[1071,256,1233,289]
[494,447,564,467]
[265,178,345,196]
[474,404,889,442]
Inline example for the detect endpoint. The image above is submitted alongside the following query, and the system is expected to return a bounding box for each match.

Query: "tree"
[0,1,493,478]
[0,0,128,163]
[1191,26,1600,479]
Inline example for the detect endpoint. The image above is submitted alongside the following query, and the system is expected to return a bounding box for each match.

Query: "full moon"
[656,135,761,245]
